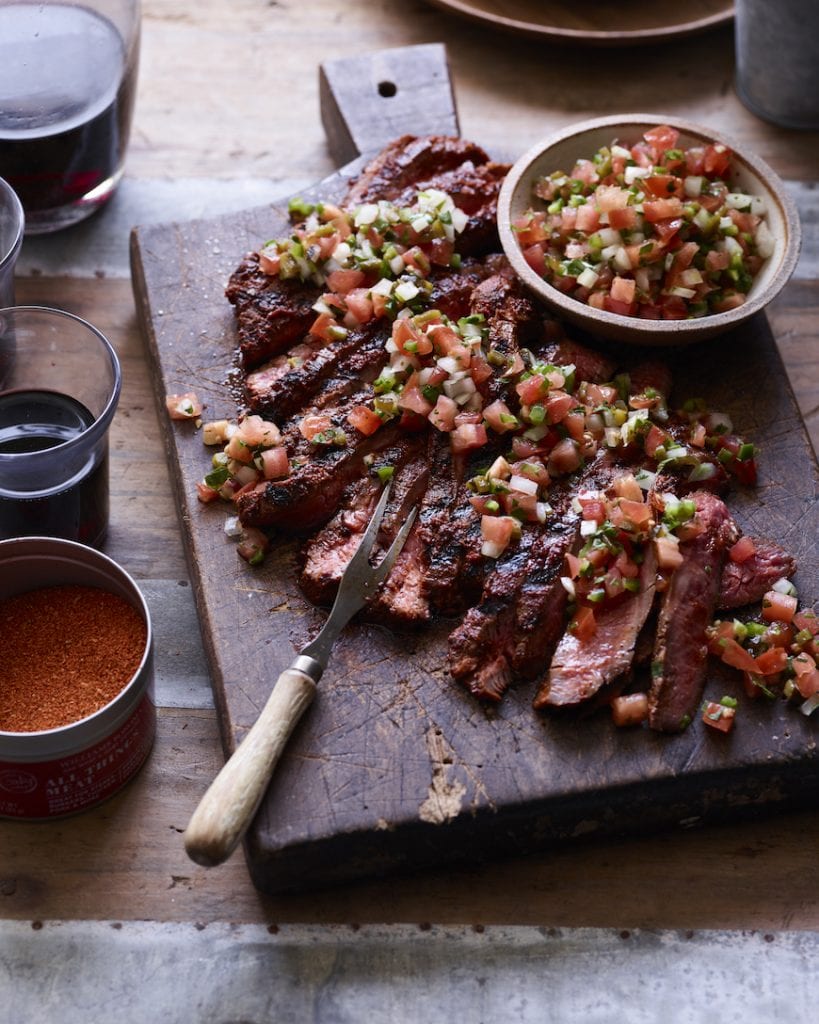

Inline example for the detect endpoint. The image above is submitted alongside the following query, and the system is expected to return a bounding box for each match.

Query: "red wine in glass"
[0,3,139,233]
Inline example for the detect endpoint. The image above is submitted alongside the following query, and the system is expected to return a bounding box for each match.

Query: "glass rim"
[0,304,122,465]
[0,177,25,270]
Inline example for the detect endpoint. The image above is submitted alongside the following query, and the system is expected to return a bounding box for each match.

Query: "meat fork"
[185,482,417,867]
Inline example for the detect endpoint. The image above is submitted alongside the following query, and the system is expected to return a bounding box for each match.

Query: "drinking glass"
[0,0,141,234]
[0,306,122,546]
[0,177,24,306]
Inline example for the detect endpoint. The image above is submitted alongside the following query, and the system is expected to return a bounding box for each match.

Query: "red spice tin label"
[0,693,156,819]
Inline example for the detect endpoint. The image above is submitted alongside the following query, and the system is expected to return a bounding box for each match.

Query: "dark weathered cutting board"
[131,45,819,894]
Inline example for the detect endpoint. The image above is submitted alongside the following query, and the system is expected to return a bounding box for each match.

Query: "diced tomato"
[644,174,684,199]
[717,637,760,674]
[575,203,600,233]
[451,422,488,453]
[195,481,220,504]
[166,391,202,420]
[428,394,458,432]
[563,410,586,442]
[610,276,636,305]
[579,498,607,524]
[604,295,635,317]
[643,423,671,458]
[514,211,548,247]
[565,552,582,579]
[225,433,254,464]
[653,217,683,244]
[594,185,630,212]
[544,390,575,424]
[483,399,517,434]
[547,438,582,476]
[516,373,548,405]
[299,413,333,441]
[654,535,683,570]
[702,701,736,733]
[643,124,680,152]
[470,355,494,386]
[523,243,547,276]
[326,268,365,294]
[643,197,684,223]
[259,447,290,480]
[729,536,756,564]
[428,323,464,356]
[343,287,374,326]
[393,318,431,357]
[347,404,383,436]
[237,527,270,565]
[762,590,798,623]
[569,605,596,642]
[607,206,637,231]
[793,653,819,697]
[616,497,653,528]
[753,647,788,676]
[704,143,731,177]
[398,385,433,417]
[480,514,519,557]
[310,312,339,343]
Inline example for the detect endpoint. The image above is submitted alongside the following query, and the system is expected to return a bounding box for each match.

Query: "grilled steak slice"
[245,260,506,421]
[448,527,543,702]
[648,490,738,733]
[344,135,491,207]
[534,545,658,709]
[717,539,797,610]
[541,336,618,385]
[247,320,388,422]
[421,435,518,617]
[299,473,381,606]
[367,521,430,628]
[237,415,404,531]
[299,440,426,606]
[449,452,620,702]
[226,257,319,370]
[626,359,674,399]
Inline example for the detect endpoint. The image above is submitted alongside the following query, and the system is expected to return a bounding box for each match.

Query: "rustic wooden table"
[2,1,819,1016]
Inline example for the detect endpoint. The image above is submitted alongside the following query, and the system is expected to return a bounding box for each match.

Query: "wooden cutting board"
[130,45,819,894]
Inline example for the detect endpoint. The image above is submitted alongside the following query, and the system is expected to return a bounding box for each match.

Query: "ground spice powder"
[0,584,147,733]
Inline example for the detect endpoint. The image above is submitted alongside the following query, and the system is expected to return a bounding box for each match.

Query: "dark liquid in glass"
[0,389,108,546]
[0,3,138,217]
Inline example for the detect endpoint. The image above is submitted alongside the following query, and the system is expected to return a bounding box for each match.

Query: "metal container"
[735,0,819,130]
[0,536,155,819]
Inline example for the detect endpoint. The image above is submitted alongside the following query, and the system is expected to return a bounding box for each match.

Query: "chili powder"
[0,584,147,733]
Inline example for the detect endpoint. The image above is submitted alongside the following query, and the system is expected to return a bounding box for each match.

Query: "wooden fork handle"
[184,668,317,867]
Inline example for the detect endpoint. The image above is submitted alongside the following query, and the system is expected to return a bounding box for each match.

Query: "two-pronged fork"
[185,482,417,867]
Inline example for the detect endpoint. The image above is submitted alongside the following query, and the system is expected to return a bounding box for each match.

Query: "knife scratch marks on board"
[418,724,494,825]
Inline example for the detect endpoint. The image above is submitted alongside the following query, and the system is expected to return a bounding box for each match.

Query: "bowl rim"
[498,112,802,339]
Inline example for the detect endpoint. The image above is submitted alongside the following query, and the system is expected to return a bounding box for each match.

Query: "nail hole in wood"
[378,80,397,98]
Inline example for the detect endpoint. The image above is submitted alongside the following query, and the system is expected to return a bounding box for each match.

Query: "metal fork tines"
[295,481,417,681]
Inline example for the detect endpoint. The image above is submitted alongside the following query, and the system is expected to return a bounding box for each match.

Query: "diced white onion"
[624,165,651,184]
[684,176,703,198]
[580,519,597,537]
[772,577,798,597]
[224,516,242,538]
[726,193,753,210]
[577,267,599,289]
[509,474,538,496]
[560,576,576,598]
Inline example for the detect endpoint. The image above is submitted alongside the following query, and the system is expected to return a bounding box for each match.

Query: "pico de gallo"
[258,188,469,340]
[705,580,819,729]
[514,124,774,319]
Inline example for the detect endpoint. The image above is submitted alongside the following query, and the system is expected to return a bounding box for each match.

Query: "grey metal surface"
[2,921,818,1024]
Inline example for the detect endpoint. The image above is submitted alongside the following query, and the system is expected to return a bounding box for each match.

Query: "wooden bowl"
[498,114,802,345]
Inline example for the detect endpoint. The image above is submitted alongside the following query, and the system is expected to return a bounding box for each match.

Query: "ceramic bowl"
[497,113,802,345]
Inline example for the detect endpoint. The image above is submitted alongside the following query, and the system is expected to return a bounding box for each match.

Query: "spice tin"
[0,536,155,819]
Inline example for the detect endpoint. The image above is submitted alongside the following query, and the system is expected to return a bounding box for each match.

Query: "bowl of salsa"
[498,114,801,344]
